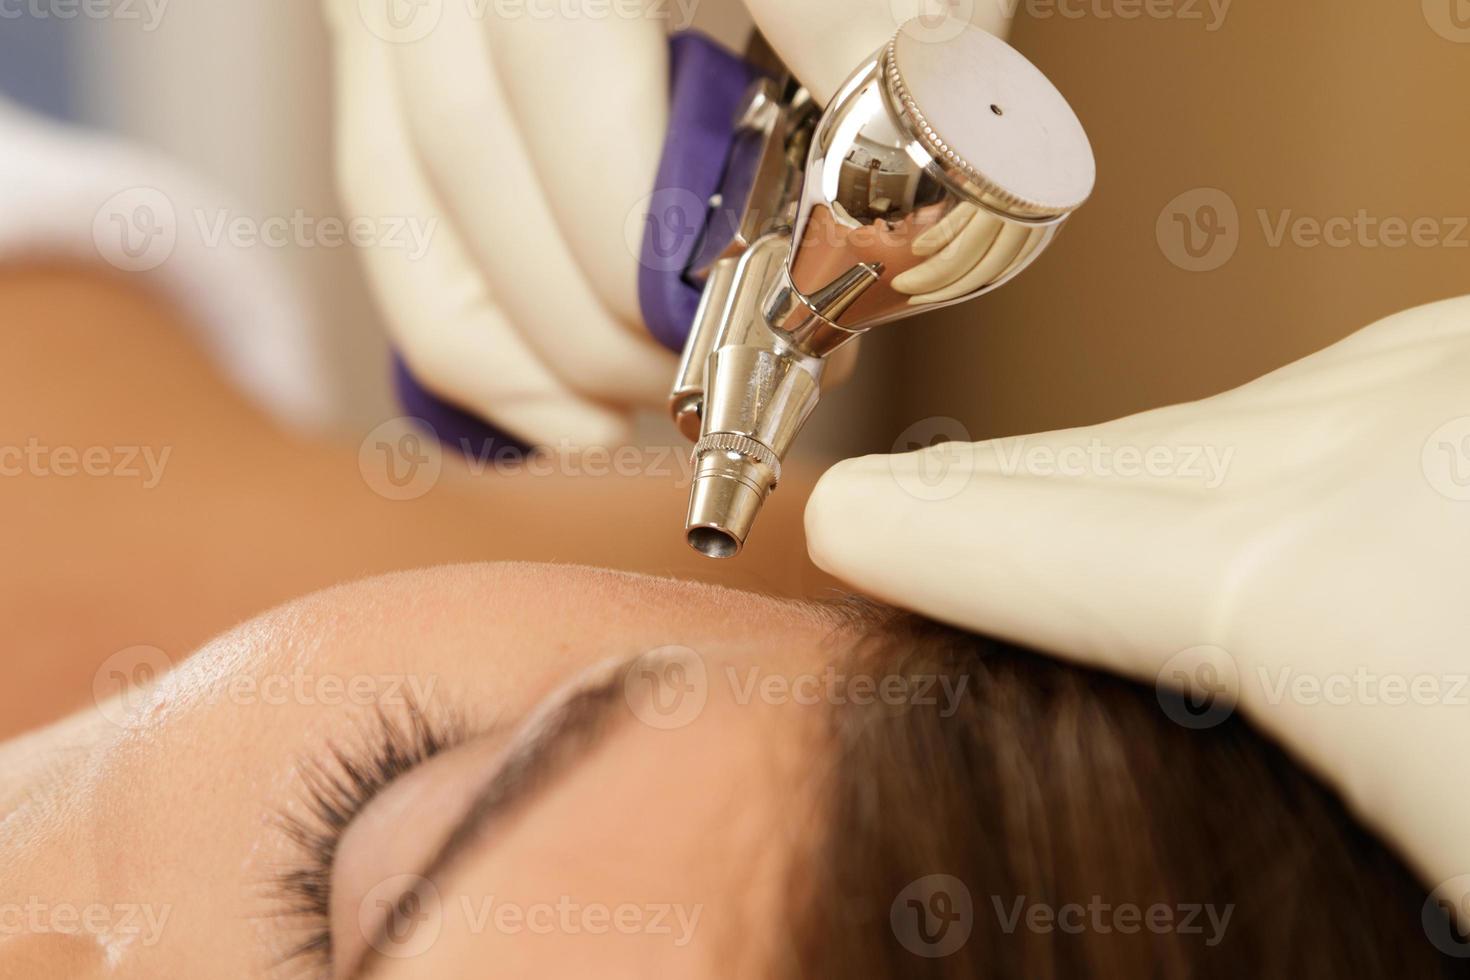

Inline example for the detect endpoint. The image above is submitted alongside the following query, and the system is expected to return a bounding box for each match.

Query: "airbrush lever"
[669,17,1096,558]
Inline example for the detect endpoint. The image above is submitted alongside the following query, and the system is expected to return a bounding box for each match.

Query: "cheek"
[0,933,110,980]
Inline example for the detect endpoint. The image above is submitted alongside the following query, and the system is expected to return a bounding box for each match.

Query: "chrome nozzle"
[676,17,1097,557]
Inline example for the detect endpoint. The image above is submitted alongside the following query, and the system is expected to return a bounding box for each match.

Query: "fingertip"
[803,454,890,577]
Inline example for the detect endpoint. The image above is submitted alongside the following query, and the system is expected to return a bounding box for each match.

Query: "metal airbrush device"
[671,17,1096,558]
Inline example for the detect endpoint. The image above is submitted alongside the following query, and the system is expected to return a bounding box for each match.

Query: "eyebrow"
[350,660,634,979]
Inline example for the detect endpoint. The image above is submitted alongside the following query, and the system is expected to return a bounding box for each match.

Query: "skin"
[0,562,844,978]
[0,262,847,977]
[0,264,839,738]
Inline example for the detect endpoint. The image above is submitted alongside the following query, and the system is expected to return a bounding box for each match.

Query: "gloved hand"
[806,295,1470,913]
[895,203,1036,305]
[324,0,1013,447]
[747,0,1013,104]
[323,0,678,447]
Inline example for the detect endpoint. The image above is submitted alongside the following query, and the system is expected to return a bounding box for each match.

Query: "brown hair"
[781,606,1468,979]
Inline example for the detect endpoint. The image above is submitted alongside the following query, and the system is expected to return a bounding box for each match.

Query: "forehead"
[171,562,839,726]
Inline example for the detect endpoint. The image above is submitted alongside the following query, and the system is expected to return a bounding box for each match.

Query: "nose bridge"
[0,713,188,978]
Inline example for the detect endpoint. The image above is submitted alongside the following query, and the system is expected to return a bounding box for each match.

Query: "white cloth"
[0,96,332,430]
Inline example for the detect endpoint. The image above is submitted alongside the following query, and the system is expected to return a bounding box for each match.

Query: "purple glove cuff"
[392,354,526,459]
[637,31,762,353]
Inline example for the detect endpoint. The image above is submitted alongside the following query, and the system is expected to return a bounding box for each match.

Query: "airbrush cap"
[885,20,1096,219]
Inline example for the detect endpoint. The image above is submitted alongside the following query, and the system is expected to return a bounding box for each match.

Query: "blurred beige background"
[57,0,1470,453]
[859,0,1470,453]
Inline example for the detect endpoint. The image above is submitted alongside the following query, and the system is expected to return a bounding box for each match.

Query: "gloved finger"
[391,0,676,408]
[905,223,1048,306]
[804,411,1245,684]
[327,0,630,448]
[748,0,1015,107]
[481,0,669,328]
[892,207,1002,295]
[911,202,979,258]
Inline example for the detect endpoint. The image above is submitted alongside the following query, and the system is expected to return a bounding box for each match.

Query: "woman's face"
[0,564,843,979]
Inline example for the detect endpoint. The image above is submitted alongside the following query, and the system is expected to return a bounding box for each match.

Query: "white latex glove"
[323,0,678,447]
[806,294,1470,918]
[325,0,1011,447]
[748,0,1013,104]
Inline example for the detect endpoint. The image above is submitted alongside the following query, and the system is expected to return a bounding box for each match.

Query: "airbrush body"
[671,18,1096,557]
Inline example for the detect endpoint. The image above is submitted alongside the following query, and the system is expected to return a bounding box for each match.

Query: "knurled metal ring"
[692,432,782,485]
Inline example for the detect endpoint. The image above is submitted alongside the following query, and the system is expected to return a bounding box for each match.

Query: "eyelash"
[270,701,467,977]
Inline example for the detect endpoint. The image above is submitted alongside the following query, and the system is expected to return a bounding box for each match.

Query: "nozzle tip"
[687,526,741,559]
[684,439,779,559]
